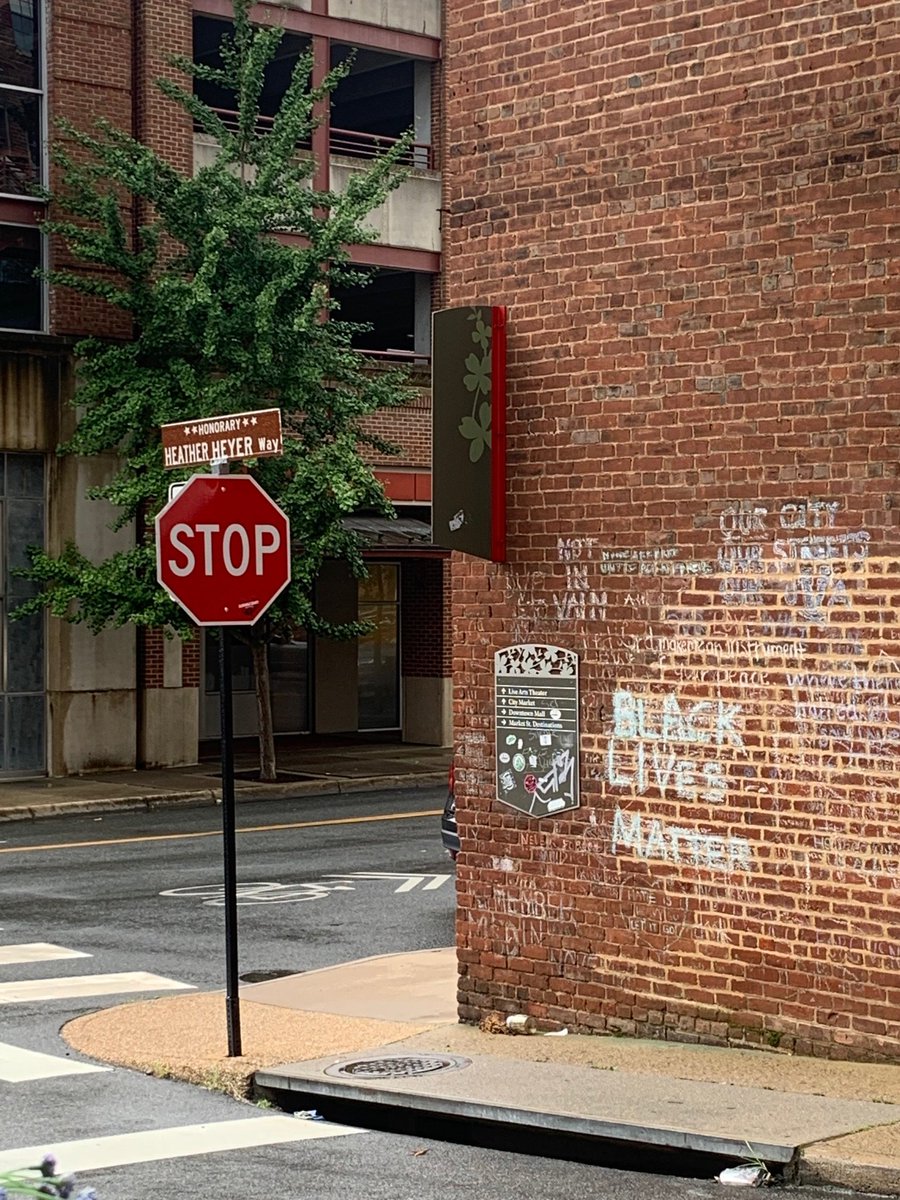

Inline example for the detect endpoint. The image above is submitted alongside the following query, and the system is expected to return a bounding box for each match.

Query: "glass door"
[357,563,400,730]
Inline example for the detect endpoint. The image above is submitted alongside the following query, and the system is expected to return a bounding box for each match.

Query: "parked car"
[441,761,459,860]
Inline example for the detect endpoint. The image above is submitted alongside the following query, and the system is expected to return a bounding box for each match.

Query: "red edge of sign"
[490,305,508,563]
[154,474,292,628]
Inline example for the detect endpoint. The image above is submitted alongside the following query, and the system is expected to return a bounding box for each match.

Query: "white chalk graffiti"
[611,807,753,871]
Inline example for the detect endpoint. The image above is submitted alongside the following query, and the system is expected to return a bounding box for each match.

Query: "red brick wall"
[49,0,192,337]
[364,388,432,468]
[401,558,450,677]
[445,0,900,1061]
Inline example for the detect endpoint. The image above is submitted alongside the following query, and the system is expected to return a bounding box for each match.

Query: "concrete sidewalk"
[63,948,900,1194]
[0,736,451,822]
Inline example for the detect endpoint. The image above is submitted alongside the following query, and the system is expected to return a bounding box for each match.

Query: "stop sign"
[156,474,291,626]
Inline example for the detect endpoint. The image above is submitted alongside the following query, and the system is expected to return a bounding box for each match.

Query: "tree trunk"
[251,640,277,782]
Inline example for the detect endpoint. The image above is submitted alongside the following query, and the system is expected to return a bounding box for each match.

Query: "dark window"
[0,1,39,90]
[192,16,311,132]
[332,268,416,357]
[0,86,39,194]
[330,46,414,145]
[0,224,40,328]
[0,451,45,775]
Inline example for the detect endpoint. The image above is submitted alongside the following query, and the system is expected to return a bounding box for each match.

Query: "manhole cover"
[240,969,299,983]
[324,1054,471,1080]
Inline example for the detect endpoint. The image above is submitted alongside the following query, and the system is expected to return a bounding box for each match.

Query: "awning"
[342,516,446,555]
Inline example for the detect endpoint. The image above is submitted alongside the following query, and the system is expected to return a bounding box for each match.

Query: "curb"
[797,1151,900,1196]
[0,772,447,824]
[253,1069,796,1168]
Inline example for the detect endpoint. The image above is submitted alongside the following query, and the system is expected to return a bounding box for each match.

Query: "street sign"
[155,473,291,626]
[161,408,283,470]
[494,643,580,817]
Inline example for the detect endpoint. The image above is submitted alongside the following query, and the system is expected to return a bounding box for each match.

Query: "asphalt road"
[0,787,863,1200]
[0,787,454,989]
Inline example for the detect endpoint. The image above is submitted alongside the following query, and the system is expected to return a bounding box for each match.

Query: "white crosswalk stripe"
[0,943,91,966]
[0,939,193,1080]
[0,1041,110,1082]
[0,970,194,1004]
[0,1116,362,1172]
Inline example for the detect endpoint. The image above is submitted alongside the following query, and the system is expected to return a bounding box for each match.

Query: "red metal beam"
[275,231,439,273]
[193,0,440,59]
[349,243,440,272]
[0,197,44,225]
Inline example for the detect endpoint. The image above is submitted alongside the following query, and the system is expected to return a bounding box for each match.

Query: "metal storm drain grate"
[324,1054,471,1080]
[240,969,299,983]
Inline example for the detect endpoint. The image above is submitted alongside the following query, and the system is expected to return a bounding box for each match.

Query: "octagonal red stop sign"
[156,474,291,626]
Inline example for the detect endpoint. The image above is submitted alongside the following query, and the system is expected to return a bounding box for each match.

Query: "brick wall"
[445,0,900,1061]
[364,387,432,468]
[401,558,450,677]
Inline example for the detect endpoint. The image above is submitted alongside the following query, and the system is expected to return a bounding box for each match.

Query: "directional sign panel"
[495,644,580,818]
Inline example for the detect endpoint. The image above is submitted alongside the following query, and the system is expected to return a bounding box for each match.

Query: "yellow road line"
[0,809,443,856]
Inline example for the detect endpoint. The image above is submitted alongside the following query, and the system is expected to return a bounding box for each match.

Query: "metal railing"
[359,347,431,367]
[199,109,433,170]
[329,127,433,170]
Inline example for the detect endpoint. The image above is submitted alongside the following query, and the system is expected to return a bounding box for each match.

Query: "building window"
[332,268,432,363]
[0,222,40,329]
[331,45,432,168]
[0,451,45,775]
[358,563,400,730]
[192,16,311,140]
[0,0,43,198]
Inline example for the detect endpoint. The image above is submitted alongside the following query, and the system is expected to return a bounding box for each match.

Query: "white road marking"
[324,871,451,893]
[0,1041,110,1082]
[0,972,194,1004]
[0,1116,362,1172]
[0,943,91,966]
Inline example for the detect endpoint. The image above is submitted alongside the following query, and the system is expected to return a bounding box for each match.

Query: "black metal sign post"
[218,625,242,1057]
[156,422,293,1063]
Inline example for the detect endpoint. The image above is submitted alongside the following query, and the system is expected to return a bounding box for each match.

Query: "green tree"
[16,0,415,780]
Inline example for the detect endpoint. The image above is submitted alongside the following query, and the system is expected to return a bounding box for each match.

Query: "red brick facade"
[401,558,452,677]
[445,1,900,1060]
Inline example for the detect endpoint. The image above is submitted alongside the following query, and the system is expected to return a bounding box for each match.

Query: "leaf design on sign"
[458,407,490,462]
[463,352,491,397]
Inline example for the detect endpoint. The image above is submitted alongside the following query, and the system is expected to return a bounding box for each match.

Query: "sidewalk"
[63,948,900,1194]
[0,735,451,823]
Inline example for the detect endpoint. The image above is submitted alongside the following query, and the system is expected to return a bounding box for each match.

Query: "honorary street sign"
[161,407,283,470]
[495,644,580,817]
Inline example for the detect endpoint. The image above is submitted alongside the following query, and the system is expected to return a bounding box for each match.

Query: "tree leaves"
[18,0,417,649]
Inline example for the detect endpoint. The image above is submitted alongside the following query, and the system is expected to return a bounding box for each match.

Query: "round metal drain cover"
[325,1054,471,1079]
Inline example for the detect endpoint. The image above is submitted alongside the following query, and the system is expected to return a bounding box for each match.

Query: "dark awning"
[342,516,445,555]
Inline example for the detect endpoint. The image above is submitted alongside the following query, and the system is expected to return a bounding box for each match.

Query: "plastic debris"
[505,1014,537,1034]
[409,1148,429,1157]
[294,1109,324,1121]
[717,1164,772,1187]
[543,1028,569,1037]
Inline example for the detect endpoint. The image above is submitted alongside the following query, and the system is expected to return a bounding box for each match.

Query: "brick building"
[0,0,449,776]
[444,1,900,1060]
